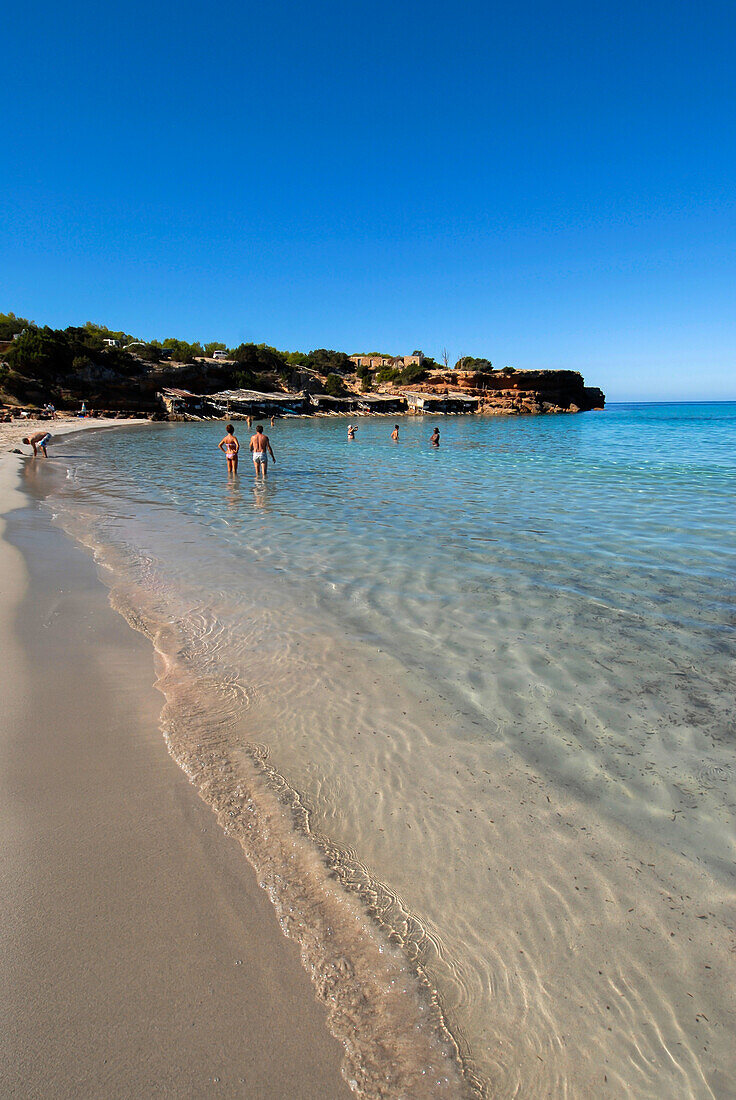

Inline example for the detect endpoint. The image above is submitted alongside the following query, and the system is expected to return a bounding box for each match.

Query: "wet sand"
[0,452,350,1098]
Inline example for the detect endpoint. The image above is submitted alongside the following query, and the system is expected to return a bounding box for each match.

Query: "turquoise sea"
[41,403,735,1098]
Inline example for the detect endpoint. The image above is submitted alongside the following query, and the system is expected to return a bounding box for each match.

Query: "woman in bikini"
[218,424,240,474]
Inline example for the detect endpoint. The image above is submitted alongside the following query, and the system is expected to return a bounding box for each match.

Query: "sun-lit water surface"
[46,404,735,1098]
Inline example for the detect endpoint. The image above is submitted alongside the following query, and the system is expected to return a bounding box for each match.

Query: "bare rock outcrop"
[401,369,605,414]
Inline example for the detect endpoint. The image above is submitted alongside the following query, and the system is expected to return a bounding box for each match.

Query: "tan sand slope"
[0,446,350,1099]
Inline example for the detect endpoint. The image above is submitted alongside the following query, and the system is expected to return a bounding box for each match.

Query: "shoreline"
[27,424,476,1096]
[5,412,733,1096]
[0,437,351,1098]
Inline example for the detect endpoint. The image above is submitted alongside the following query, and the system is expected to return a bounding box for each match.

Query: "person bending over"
[23,431,52,457]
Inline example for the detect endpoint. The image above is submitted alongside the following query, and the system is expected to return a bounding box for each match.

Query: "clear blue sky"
[2,0,735,399]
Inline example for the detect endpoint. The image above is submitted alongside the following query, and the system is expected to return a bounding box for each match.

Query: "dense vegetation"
[0,312,506,411]
[455,356,493,372]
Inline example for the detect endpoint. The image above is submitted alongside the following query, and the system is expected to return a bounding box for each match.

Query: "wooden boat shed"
[403,390,479,413]
[158,387,305,418]
[209,389,305,416]
[310,393,407,414]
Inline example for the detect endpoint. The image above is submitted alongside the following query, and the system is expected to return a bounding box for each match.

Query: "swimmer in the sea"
[218,424,240,474]
[391,424,400,441]
[430,427,440,447]
[348,424,357,440]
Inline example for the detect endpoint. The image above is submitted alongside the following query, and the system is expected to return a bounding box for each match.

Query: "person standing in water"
[391,424,400,441]
[347,423,357,440]
[218,423,240,474]
[250,424,275,478]
[430,426,440,447]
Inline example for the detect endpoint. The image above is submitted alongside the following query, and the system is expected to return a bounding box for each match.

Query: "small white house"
[103,338,120,347]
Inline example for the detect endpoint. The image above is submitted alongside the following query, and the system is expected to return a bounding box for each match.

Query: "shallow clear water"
[44,405,735,1098]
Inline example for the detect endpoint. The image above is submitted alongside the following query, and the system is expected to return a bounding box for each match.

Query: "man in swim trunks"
[250,425,275,477]
[218,423,240,473]
[23,431,52,457]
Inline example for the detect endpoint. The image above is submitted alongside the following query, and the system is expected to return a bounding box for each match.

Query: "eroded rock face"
[409,370,605,414]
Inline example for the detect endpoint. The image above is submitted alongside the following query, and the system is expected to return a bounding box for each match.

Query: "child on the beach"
[218,424,240,473]
[23,431,52,457]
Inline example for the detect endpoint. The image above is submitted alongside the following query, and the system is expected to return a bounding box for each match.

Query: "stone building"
[349,352,424,371]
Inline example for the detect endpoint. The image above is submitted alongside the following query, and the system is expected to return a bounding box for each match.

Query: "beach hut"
[403,391,479,413]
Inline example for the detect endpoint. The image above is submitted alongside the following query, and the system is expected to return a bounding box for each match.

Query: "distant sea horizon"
[608,397,736,404]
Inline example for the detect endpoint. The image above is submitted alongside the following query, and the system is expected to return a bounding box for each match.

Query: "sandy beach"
[0,423,350,1098]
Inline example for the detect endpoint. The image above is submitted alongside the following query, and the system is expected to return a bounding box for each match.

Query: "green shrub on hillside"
[137,344,163,362]
[284,350,310,366]
[230,343,288,374]
[233,369,258,390]
[162,338,204,363]
[400,361,427,384]
[6,327,73,377]
[81,321,140,346]
[456,356,493,372]
[0,312,33,340]
[325,373,346,397]
[306,349,353,375]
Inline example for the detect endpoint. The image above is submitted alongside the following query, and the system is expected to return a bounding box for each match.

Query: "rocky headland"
[399,368,605,415]
[0,315,604,420]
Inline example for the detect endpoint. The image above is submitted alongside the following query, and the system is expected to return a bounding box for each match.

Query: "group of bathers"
[225,444,266,467]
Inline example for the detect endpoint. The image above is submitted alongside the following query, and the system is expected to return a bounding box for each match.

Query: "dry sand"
[0,425,350,1098]
[0,415,147,454]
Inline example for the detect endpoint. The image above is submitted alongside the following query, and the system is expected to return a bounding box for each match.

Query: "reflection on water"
[46,405,736,1099]
[251,479,277,512]
[224,477,242,512]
